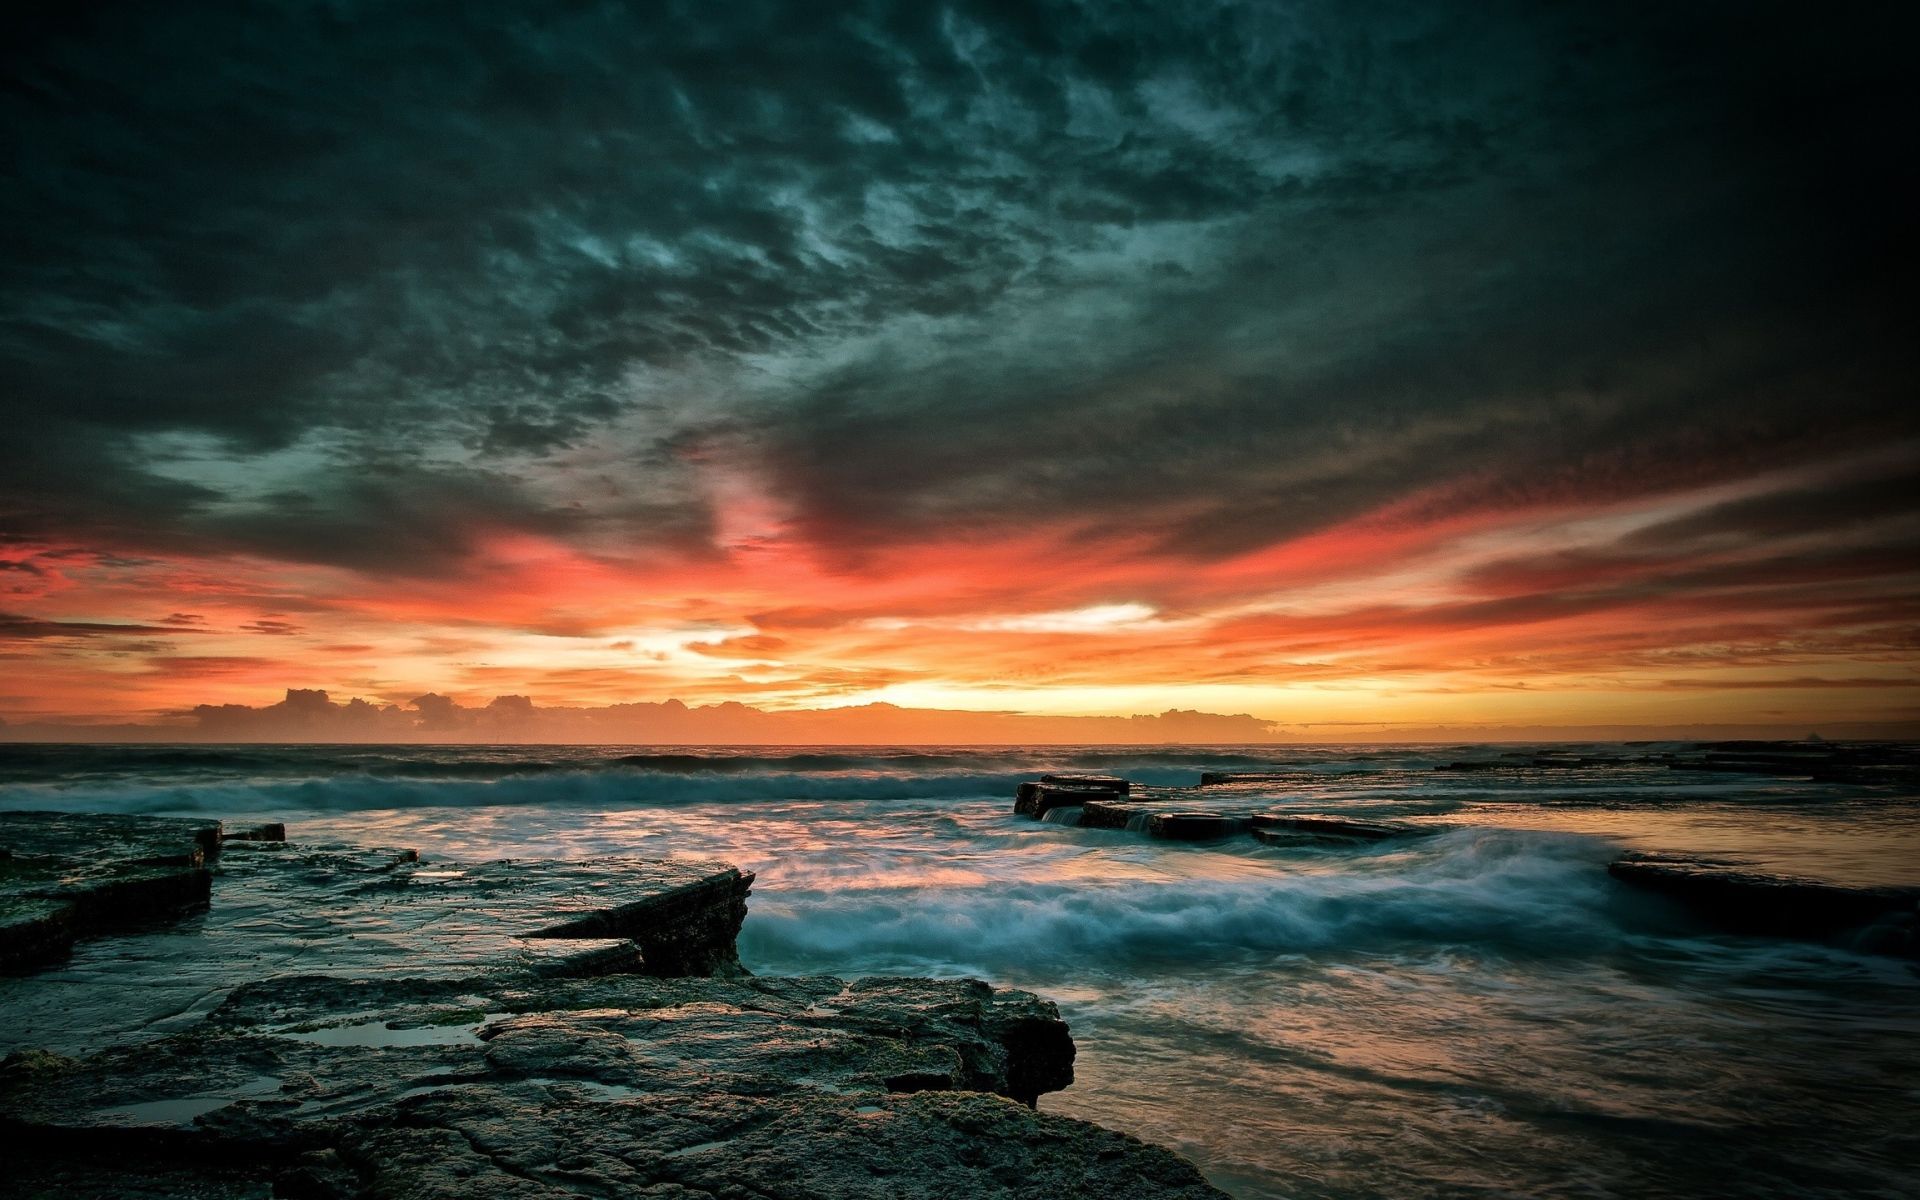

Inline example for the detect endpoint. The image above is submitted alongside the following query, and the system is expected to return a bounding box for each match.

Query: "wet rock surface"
[1,812,222,972]
[1664,741,1920,784]
[1608,853,1920,956]
[1078,798,1156,830]
[1013,751,1915,961]
[1014,775,1129,819]
[1039,773,1130,795]
[0,836,753,1056]
[224,822,287,844]
[1016,775,1447,848]
[2,970,1216,1198]
[1013,783,1116,819]
[0,813,1226,1198]
[1433,751,1609,773]
[1145,812,1246,841]
[1248,814,1437,845]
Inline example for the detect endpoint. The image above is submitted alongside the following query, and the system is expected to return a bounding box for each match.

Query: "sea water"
[1,743,1915,1198]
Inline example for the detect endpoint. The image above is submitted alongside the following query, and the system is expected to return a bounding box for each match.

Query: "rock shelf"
[0,813,1226,1198]
[1010,760,1916,959]
[2,971,1201,1199]
[1249,814,1436,845]
[1015,782,1116,818]
[1145,812,1247,841]
[1410,740,1919,784]
[1662,741,1920,784]
[1016,777,1445,850]
[1039,773,1131,794]
[1,811,223,972]
[1014,774,1132,818]
[5,811,754,991]
[1608,853,1920,956]
[1078,798,1154,830]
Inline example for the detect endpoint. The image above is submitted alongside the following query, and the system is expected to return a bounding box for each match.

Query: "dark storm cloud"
[751,4,1918,560]
[1624,466,1920,549]
[2,1,1913,572]
[193,460,589,573]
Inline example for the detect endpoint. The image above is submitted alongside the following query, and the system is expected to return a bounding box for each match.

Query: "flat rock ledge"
[1249,814,1433,845]
[0,813,1225,1199]
[2,811,744,981]
[1609,853,1920,957]
[1,811,227,972]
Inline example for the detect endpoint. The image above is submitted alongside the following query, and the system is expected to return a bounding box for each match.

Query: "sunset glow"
[2,2,1913,740]
[6,442,1915,739]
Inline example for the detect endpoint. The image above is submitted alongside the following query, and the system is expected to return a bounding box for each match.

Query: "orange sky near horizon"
[4,4,1915,739]
[6,444,1915,736]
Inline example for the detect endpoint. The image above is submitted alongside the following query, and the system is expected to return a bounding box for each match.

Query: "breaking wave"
[742,828,1633,974]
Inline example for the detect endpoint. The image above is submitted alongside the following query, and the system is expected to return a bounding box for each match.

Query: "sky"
[2,1,1915,741]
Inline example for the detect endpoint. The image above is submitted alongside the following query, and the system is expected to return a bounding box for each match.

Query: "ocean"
[1,743,1915,1199]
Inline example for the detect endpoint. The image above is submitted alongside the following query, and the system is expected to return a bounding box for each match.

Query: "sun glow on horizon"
[5,448,1915,738]
[1,3,1912,740]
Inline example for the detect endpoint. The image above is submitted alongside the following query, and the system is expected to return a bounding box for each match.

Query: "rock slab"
[1249,814,1438,844]
[0,811,221,972]
[0,813,1228,1198]
[1609,853,1920,956]
[2,968,1220,1198]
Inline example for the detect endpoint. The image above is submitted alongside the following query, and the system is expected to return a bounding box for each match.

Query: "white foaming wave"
[741,828,1629,975]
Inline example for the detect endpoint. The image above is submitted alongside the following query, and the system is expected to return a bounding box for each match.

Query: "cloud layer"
[2,1,1914,732]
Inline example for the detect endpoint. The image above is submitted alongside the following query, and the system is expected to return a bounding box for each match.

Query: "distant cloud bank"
[1,688,1911,746]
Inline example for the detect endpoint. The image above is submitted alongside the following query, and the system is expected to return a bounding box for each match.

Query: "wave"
[608,751,1004,773]
[0,768,1033,814]
[0,745,586,783]
[741,829,1635,973]
[0,744,1310,786]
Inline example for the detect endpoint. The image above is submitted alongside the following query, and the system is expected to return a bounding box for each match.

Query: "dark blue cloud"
[1,1,1912,570]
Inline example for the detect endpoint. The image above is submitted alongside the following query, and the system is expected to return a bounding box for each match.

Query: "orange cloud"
[2,452,1916,738]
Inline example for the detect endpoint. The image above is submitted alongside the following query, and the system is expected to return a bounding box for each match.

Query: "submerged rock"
[0,838,761,1058]
[1608,853,1920,956]
[0,810,222,870]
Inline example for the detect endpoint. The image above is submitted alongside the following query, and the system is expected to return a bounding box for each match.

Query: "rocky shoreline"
[0,812,1225,1199]
[1007,749,1920,959]
[1606,853,1920,956]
